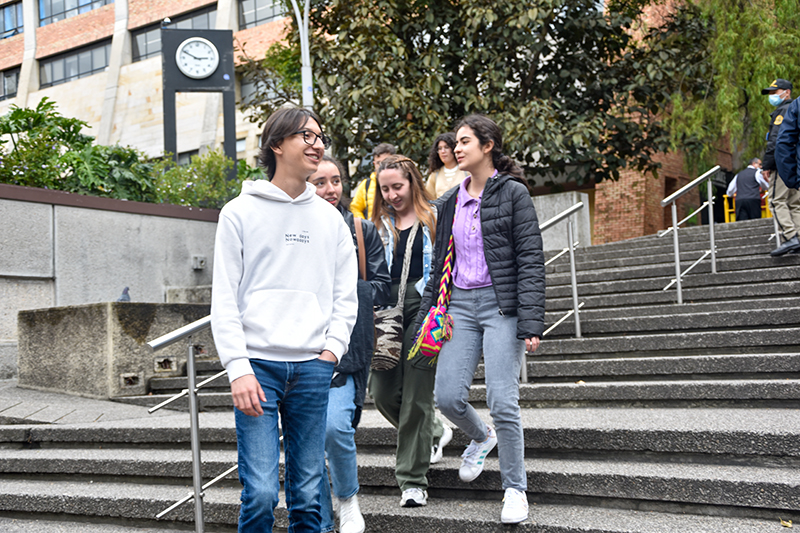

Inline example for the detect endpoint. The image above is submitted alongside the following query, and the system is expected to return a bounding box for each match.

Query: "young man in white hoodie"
[211,107,358,532]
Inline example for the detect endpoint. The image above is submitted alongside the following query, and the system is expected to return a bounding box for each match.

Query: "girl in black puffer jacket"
[418,114,545,525]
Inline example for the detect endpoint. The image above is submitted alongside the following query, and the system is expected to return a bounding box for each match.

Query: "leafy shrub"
[0,98,262,209]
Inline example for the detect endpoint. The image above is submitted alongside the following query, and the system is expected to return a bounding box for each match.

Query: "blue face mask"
[769,94,784,106]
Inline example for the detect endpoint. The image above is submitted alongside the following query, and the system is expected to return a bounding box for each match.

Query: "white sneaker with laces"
[458,425,497,482]
[338,494,365,533]
[430,424,453,464]
[400,487,428,507]
[501,487,529,524]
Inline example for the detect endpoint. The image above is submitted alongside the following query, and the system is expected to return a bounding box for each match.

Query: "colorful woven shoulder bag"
[408,205,457,364]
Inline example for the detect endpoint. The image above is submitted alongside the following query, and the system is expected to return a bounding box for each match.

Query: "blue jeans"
[235,358,335,533]
[320,374,359,533]
[434,285,527,491]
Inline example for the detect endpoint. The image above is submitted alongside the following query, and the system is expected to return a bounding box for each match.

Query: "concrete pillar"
[97,0,130,145]
[16,0,38,107]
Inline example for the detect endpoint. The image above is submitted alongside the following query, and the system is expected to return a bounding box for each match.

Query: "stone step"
[546,252,800,286]
[538,328,800,358]
[544,307,800,337]
[545,296,800,321]
[120,379,800,411]
[0,480,786,532]
[522,353,800,382]
[0,517,194,533]
[545,279,800,311]
[6,408,797,459]
[545,265,800,300]
[2,448,797,518]
[550,234,778,267]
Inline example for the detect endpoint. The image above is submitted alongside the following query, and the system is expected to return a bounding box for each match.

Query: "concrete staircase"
[1,217,799,532]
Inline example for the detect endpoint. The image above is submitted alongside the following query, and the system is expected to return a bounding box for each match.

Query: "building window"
[39,40,111,88]
[239,0,282,29]
[39,0,114,27]
[132,6,216,62]
[1,68,20,100]
[177,150,198,166]
[1,2,24,39]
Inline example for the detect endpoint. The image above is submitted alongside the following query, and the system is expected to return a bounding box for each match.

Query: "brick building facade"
[0,0,731,244]
[0,0,285,166]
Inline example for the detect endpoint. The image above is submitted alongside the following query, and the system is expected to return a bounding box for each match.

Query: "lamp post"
[289,0,313,109]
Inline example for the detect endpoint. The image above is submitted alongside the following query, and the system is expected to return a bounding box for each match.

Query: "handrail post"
[671,201,683,304]
[707,175,717,274]
[567,218,581,337]
[186,336,205,533]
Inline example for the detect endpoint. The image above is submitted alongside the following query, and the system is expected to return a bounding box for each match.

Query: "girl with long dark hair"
[417,114,545,524]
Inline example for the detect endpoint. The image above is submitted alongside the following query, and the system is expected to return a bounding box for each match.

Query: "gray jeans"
[434,285,527,491]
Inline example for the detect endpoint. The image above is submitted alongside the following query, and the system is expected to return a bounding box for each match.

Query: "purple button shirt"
[453,176,493,289]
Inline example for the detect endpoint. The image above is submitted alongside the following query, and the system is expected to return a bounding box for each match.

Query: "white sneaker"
[400,487,428,507]
[501,488,529,524]
[458,425,497,482]
[338,494,365,533]
[430,424,453,464]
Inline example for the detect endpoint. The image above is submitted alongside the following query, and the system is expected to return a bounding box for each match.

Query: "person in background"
[309,155,391,533]
[425,132,469,199]
[211,107,358,532]
[369,154,451,509]
[776,95,800,192]
[760,79,800,256]
[727,158,768,221]
[420,114,545,525]
[351,143,397,220]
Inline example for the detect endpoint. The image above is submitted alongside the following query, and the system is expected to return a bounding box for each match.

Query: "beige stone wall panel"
[128,0,216,30]
[0,33,23,71]
[35,5,115,59]
[111,57,165,153]
[27,73,108,133]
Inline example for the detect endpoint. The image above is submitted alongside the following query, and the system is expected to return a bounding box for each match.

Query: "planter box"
[17,303,214,399]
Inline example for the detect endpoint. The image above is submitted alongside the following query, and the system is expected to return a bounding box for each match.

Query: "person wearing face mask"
[761,79,800,255]
[308,155,391,533]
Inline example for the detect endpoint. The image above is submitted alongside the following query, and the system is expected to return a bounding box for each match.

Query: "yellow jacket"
[350,172,377,220]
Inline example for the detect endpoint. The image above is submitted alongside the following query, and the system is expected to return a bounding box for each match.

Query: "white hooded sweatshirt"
[211,180,358,383]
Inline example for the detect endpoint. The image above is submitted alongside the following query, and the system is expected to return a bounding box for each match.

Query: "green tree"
[617,0,800,171]
[242,0,677,186]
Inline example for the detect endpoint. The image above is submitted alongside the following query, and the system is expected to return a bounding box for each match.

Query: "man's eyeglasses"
[294,130,332,149]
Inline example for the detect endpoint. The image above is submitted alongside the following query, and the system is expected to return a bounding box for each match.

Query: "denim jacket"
[379,216,433,296]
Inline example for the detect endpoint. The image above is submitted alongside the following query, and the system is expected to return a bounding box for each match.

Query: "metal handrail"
[661,166,720,206]
[540,201,584,231]
[659,166,719,304]
[147,315,211,351]
[147,316,222,533]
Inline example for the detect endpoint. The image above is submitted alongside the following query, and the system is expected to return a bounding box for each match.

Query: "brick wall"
[35,5,115,59]
[593,150,701,244]
[234,18,289,63]
[0,33,23,71]
[128,0,217,30]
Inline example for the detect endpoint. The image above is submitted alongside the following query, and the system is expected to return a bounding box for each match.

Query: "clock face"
[175,37,220,79]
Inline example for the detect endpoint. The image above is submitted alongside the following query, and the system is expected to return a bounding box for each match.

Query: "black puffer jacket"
[416,174,546,339]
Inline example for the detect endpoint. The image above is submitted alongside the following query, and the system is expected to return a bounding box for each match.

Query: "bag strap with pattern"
[395,220,419,313]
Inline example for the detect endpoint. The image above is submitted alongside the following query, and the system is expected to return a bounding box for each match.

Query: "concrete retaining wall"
[533,191,592,252]
[0,184,219,378]
[17,303,215,399]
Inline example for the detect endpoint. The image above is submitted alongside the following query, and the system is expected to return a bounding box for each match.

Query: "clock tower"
[161,27,236,179]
